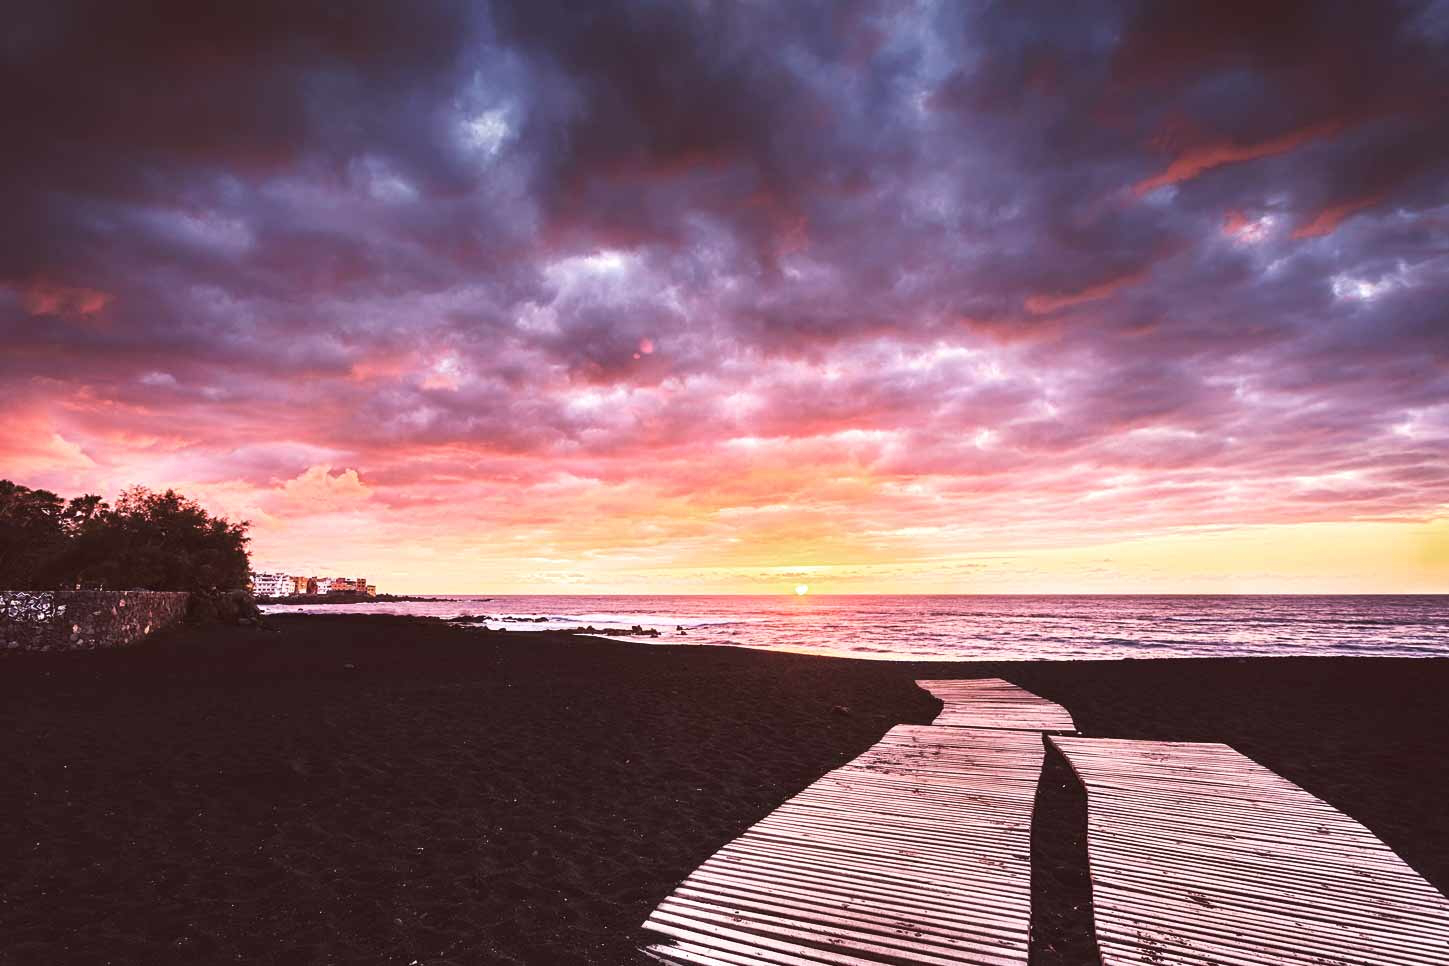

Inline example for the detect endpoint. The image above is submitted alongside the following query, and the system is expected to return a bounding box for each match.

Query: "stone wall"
[0,590,190,652]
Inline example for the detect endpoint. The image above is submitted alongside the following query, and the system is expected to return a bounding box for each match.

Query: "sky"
[3,0,1448,594]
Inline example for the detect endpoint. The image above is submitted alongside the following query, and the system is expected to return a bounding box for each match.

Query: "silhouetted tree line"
[0,480,250,593]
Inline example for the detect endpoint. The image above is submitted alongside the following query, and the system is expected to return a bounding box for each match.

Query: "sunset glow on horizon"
[4,3,1447,595]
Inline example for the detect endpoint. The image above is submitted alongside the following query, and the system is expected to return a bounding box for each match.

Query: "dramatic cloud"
[3,0,1447,591]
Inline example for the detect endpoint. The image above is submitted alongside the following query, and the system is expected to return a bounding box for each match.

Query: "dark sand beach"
[3,615,1446,965]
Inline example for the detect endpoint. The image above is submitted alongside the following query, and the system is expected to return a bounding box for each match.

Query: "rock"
[186,593,220,624]
[214,593,240,623]
[186,589,261,625]
[831,705,851,716]
[229,589,262,620]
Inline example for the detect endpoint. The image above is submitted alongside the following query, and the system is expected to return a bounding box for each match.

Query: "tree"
[0,480,250,593]
[61,493,107,535]
[72,488,250,594]
[0,481,68,589]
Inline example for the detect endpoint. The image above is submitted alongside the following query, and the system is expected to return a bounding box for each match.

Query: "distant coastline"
[253,592,452,606]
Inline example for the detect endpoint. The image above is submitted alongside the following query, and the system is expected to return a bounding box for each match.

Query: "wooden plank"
[1053,736,1449,966]
[642,725,1044,965]
[915,678,1076,732]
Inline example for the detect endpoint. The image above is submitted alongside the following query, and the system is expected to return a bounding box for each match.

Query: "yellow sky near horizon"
[250,516,1449,596]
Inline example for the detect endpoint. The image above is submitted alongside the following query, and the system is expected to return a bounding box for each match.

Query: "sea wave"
[260,594,1449,661]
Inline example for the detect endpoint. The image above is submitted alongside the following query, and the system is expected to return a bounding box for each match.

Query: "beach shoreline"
[3,614,1446,965]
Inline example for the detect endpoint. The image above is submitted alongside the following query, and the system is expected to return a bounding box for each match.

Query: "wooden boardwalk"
[1052,736,1449,966]
[641,724,1045,966]
[916,678,1076,732]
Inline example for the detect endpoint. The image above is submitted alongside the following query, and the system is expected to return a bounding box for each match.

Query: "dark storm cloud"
[2,0,1447,537]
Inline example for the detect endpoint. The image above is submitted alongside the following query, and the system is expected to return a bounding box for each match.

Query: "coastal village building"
[251,572,294,597]
[251,572,377,597]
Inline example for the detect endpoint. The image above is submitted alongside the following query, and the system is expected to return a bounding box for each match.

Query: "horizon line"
[369,591,1449,597]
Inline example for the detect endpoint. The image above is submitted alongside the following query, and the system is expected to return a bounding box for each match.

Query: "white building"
[252,572,294,597]
[314,577,333,594]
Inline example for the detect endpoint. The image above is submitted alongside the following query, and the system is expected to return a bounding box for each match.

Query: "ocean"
[257,594,1449,661]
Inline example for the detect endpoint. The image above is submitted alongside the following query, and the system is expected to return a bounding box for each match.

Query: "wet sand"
[2,615,1445,965]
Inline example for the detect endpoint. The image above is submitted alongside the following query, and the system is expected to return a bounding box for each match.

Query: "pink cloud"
[0,422,96,477]
[1133,121,1342,195]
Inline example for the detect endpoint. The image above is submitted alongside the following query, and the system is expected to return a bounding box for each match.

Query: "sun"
[795,584,809,596]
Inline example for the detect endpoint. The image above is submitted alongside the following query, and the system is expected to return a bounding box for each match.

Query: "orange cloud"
[1025,269,1147,314]
[16,280,113,318]
[1292,192,1386,238]
[1133,121,1342,195]
[349,357,411,382]
[270,465,373,514]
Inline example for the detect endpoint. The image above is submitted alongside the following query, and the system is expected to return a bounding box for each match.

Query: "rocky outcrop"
[0,591,189,652]
[186,589,262,626]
